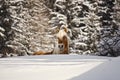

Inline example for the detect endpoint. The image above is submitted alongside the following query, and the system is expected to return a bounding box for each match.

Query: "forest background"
[0,0,120,57]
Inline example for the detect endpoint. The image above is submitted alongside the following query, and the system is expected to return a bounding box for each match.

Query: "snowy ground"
[0,55,120,80]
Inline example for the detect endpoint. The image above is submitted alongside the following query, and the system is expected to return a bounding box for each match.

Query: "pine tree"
[0,0,14,57]
[97,0,120,56]
[0,0,52,57]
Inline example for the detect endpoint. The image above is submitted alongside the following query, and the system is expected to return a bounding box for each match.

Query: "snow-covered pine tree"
[7,0,54,56]
[0,0,14,57]
[97,0,120,56]
[0,0,54,57]
[69,0,101,54]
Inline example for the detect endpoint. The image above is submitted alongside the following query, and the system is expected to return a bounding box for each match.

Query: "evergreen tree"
[97,0,120,56]
[0,0,52,57]
[0,0,14,57]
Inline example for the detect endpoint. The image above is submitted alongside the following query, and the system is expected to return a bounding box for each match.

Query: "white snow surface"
[0,55,120,80]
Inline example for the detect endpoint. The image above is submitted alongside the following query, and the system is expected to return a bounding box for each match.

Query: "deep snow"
[0,55,120,80]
